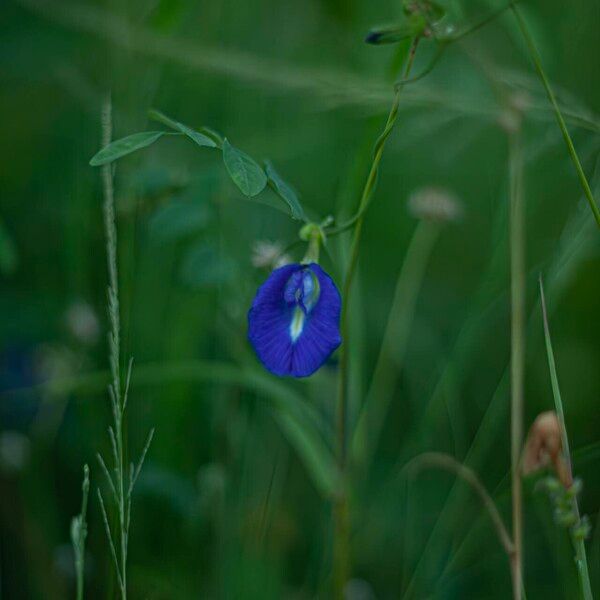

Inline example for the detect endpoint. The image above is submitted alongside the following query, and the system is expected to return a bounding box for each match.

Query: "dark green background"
[1,0,599,597]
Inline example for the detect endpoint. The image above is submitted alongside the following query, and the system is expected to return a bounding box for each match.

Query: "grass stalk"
[97,95,153,600]
[71,464,90,600]
[100,94,128,600]
[509,126,525,600]
[510,3,600,227]
[333,38,420,598]
[539,278,593,600]
[395,198,594,597]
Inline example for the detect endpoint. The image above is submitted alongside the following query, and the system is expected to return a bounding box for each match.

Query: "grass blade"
[539,277,593,600]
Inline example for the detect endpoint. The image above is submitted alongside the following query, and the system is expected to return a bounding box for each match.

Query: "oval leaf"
[90,131,166,166]
[148,109,217,149]
[265,161,306,221]
[222,139,267,197]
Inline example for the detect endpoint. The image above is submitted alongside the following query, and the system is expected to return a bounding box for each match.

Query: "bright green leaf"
[222,139,267,197]
[90,131,166,166]
[265,161,306,221]
[148,109,218,149]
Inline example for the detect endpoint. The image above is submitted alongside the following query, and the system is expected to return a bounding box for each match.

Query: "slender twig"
[510,3,600,227]
[406,452,514,556]
[332,37,421,599]
[390,1,514,90]
[539,278,593,600]
[509,124,525,600]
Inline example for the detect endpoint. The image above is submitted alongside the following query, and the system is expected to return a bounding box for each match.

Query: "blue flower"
[248,263,342,377]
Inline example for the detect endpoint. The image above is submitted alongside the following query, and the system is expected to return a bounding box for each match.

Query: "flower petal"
[248,263,342,377]
[290,264,341,377]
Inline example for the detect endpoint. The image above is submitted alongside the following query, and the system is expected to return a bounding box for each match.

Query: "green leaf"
[90,131,166,166]
[148,110,218,149]
[264,161,306,221]
[222,139,267,197]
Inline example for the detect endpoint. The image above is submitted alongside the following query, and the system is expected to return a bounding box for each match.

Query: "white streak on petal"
[289,306,306,343]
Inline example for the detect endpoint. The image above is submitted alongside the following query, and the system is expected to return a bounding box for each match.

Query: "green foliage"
[148,109,218,148]
[2,0,600,598]
[222,138,267,197]
[89,131,167,166]
[264,161,306,221]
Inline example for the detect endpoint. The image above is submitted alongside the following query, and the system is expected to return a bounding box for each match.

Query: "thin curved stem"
[510,3,600,227]
[405,452,514,556]
[393,42,447,89]
[443,1,513,44]
[509,126,525,600]
[336,35,420,457]
[389,1,513,91]
[332,36,420,600]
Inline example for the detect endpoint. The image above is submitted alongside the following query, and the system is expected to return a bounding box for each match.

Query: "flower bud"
[366,14,426,45]
[522,411,572,488]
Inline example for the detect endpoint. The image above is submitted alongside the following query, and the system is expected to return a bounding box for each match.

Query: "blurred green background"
[1,0,599,597]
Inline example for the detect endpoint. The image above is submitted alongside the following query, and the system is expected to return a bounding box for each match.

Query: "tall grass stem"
[511,3,600,227]
[97,95,156,600]
[539,278,593,600]
[333,37,420,599]
[509,127,525,600]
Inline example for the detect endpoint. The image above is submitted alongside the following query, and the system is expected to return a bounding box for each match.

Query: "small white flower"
[251,240,291,269]
[407,186,463,223]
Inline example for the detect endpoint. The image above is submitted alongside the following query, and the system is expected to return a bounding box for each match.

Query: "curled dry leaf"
[522,411,572,487]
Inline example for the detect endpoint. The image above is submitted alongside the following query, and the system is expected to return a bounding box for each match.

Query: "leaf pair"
[89,110,305,220]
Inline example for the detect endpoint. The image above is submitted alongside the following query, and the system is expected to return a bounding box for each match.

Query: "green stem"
[333,37,420,599]
[511,3,600,228]
[509,127,525,600]
[539,279,593,600]
[101,94,128,600]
